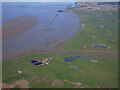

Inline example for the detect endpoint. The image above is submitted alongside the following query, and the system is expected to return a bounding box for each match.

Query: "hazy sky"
[1,0,119,2]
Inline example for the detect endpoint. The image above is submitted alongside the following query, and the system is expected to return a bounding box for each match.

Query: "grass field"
[64,10,118,51]
[2,10,118,88]
[3,52,118,88]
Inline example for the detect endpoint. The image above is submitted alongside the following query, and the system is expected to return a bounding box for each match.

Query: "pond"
[31,60,39,63]
[34,62,43,65]
[93,44,108,49]
[64,56,80,62]
[80,57,90,61]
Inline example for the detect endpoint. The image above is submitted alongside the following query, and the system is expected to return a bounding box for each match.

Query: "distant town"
[70,2,118,11]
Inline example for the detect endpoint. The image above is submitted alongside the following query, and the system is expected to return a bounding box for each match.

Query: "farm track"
[56,50,118,57]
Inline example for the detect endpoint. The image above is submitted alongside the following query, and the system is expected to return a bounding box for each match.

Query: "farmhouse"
[72,82,84,87]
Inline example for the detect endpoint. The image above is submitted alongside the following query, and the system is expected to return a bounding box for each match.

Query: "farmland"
[3,52,118,88]
[2,8,118,88]
[64,10,118,51]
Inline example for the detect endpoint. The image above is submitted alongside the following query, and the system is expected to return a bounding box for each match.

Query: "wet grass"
[64,10,118,51]
[3,52,118,88]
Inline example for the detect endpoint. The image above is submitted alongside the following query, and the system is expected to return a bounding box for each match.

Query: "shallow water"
[64,56,80,62]
[93,44,108,49]
[2,2,82,61]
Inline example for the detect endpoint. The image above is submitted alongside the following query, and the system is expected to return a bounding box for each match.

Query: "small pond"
[80,57,90,61]
[64,56,80,62]
[34,62,43,65]
[31,60,39,63]
[93,44,108,49]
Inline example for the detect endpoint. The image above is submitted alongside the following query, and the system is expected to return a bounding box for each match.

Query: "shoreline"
[62,9,84,50]
[3,6,83,61]
[2,4,118,88]
[3,7,117,61]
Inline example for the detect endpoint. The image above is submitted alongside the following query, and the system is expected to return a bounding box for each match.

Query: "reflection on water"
[2,2,82,61]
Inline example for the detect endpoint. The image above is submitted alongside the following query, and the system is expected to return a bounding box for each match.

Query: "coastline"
[3,5,82,61]
[62,10,84,50]
[3,6,118,61]
[2,3,118,88]
[3,9,118,61]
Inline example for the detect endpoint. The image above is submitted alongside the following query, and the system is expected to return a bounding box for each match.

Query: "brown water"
[2,2,82,61]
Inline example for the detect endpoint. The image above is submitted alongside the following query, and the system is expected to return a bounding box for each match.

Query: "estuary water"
[2,2,82,61]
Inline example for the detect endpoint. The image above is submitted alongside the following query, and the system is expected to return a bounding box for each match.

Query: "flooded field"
[2,2,82,60]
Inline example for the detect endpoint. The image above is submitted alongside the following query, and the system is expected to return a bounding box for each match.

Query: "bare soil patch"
[51,80,64,86]
[14,79,30,88]
[2,83,15,88]
[2,79,30,88]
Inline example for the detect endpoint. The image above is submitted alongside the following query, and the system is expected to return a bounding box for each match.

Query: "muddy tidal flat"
[3,15,37,39]
[3,2,82,61]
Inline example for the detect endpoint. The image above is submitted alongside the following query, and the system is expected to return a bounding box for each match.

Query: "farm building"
[31,57,54,66]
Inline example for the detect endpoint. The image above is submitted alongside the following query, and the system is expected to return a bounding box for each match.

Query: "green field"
[2,10,118,88]
[3,52,118,88]
[64,10,118,51]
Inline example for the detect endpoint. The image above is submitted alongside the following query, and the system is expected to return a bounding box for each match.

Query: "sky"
[1,0,119,2]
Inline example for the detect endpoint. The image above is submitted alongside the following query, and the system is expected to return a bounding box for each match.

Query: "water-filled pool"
[93,44,108,49]
[34,62,43,65]
[64,56,80,62]
[31,60,39,63]
[80,57,90,61]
